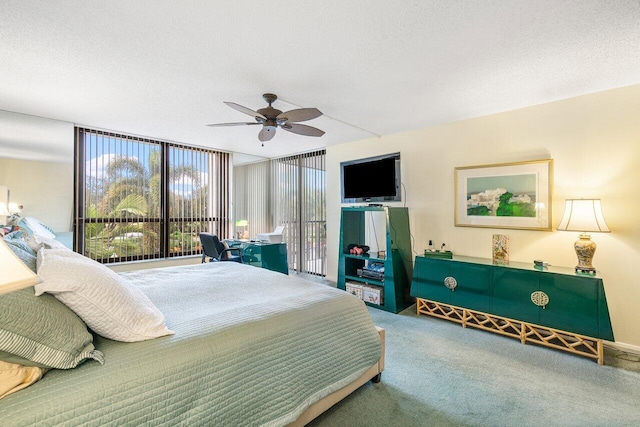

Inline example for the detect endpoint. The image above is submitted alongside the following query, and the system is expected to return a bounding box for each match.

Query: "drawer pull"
[444,276,457,291]
[531,291,550,309]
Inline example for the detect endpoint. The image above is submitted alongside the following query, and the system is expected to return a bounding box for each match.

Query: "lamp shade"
[235,219,249,227]
[8,202,21,214]
[0,239,41,295]
[557,199,610,233]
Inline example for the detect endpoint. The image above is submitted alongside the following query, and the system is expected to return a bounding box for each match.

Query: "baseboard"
[604,340,640,355]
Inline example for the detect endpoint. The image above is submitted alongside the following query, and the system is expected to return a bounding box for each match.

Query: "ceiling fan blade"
[281,123,325,137]
[224,101,267,120]
[258,126,277,142]
[206,122,261,127]
[277,108,322,123]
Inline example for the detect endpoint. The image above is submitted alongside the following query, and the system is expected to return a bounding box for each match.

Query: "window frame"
[74,127,230,263]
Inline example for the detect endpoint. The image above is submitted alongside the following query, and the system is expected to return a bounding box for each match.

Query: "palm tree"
[85,194,151,259]
[84,151,209,260]
[85,153,158,260]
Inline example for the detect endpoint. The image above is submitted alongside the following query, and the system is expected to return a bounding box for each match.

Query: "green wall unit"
[338,206,413,313]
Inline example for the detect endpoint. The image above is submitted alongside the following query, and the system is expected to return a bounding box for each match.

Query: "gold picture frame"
[455,159,553,231]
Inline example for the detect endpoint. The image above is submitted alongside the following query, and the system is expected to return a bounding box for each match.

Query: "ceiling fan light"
[211,93,324,142]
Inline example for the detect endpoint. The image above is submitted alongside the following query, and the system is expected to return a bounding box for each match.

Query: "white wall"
[0,110,74,231]
[0,158,74,232]
[0,110,74,163]
[0,185,8,224]
[327,84,640,348]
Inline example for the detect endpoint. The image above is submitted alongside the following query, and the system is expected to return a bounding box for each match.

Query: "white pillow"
[35,249,174,342]
[22,217,56,239]
[27,235,69,252]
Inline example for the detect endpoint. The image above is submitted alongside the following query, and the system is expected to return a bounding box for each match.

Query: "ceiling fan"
[207,93,325,144]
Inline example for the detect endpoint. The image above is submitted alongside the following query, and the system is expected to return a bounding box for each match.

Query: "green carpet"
[309,305,640,427]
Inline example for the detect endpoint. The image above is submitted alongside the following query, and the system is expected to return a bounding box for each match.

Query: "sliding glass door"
[234,150,326,276]
[271,151,326,276]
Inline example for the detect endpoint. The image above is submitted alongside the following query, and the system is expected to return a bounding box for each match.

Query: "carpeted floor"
[308,304,640,427]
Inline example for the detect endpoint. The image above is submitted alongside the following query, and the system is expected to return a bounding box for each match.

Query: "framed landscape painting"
[455,159,553,231]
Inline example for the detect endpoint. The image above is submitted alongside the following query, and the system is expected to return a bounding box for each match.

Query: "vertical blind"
[271,150,326,275]
[74,127,230,263]
[233,160,271,240]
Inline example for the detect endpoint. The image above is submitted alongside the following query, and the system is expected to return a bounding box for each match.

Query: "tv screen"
[341,153,401,203]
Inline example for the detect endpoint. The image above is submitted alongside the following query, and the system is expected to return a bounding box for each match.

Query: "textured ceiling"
[1,1,639,162]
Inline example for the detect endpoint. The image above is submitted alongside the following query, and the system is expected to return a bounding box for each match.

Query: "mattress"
[0,262,381,426]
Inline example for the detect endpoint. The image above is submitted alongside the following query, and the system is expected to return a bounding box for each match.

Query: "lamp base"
[574,233,597,274]
[575,266,597,275]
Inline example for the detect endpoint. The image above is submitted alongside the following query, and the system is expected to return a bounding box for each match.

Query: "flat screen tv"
[340,152,401,203]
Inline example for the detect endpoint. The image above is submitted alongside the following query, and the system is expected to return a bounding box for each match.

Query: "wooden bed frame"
[288,326,385,426]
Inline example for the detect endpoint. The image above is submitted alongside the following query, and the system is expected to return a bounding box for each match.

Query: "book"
[362,285,383,305]
[345,282,364,299]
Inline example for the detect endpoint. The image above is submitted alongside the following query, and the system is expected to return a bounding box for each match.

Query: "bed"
[0,259,384,426]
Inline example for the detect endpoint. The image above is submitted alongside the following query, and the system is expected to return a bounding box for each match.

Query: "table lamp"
[0,200,23,225]
[0,202,9,224]
[557,199,610,274]
[0,239,41,295]
[235,219,249,240]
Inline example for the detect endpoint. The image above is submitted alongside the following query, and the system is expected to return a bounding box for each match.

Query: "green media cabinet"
[337,206,413,313]
[410,255,614,364]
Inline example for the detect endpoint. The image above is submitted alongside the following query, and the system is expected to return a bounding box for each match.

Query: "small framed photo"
[455,159,553,231]
[492,234,510,264]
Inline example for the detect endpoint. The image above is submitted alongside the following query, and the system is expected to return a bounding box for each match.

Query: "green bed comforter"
[0,262,381,426]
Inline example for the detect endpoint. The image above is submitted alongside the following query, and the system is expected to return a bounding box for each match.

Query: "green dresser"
[492,267,611,339]
[411,255,614,363]
[227,240,289,275]
[413,257,492,313]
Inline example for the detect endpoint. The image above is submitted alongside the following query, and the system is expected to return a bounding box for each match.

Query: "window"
[74,127,230,262]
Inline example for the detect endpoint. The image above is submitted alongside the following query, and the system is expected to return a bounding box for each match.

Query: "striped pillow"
[0,288,103,369]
